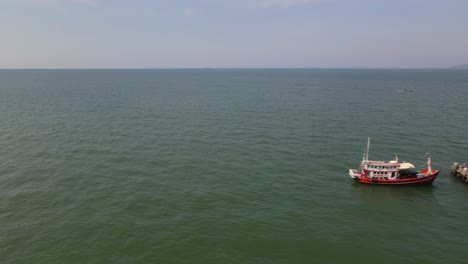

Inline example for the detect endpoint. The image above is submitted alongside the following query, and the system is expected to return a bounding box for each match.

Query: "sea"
[1,69,468,264]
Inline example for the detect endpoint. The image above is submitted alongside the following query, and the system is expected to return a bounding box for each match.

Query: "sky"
[1,0,467,68]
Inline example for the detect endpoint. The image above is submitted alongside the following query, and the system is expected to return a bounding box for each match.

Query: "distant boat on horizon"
[394,88,414,93]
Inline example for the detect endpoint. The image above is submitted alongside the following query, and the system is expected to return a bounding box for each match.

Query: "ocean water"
[1,69,468,264]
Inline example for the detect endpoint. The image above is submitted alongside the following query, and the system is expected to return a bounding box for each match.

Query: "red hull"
[354,169,440,185]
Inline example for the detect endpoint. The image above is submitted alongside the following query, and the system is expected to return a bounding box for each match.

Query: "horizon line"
[0,67,463,70]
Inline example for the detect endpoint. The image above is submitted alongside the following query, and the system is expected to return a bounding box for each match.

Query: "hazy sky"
[1,0,467,68]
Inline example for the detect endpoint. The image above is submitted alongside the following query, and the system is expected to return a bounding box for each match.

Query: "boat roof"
[366,160,399,166]
[365,160,415,169]
[399,162,415,169]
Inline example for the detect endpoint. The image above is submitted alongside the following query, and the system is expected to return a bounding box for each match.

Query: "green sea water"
[1,69,468,263]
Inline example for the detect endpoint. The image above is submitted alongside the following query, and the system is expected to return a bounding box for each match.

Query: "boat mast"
[427,154,432,174]
[365,137,370,162]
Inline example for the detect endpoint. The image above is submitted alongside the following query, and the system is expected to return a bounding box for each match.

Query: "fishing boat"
[349,138,440,185]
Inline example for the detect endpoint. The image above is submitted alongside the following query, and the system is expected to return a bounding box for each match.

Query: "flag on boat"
[425,153,431,157]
